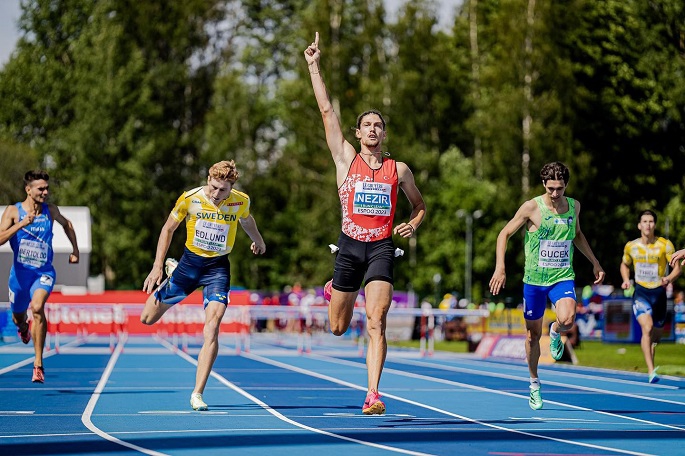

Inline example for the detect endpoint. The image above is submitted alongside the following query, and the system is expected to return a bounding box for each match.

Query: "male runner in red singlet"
[305,32,426,415]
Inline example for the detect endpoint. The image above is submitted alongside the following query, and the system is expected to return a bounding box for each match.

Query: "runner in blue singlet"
[0,170,79,383]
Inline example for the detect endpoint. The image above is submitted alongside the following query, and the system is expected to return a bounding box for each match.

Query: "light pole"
[457,209,483,305]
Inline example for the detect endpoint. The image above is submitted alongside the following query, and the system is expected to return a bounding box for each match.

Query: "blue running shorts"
[522,280,576,320]
[155,248,231,307]
[8,266,56,313]
[632,284,667,328]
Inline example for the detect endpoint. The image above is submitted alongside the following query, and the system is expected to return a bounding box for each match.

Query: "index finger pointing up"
[315,31,319,47]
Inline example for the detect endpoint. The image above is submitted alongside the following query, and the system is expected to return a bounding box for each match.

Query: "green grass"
[389,339,685,377]
[572,341,685,376]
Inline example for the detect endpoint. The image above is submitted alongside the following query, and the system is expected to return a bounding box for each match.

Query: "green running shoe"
[550,335,564,361]
[529,387,543,410]
[649,366,660,384]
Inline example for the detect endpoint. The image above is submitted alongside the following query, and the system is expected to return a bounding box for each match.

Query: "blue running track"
[0,333,683,455]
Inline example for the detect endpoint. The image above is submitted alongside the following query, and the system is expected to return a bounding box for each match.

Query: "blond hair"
[208,160,240,183]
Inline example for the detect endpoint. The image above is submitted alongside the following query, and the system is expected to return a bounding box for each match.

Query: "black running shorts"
[332,232,394,292]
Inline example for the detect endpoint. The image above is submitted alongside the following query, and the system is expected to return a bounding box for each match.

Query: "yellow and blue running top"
[170,186,251,257]
[622,237,675,289]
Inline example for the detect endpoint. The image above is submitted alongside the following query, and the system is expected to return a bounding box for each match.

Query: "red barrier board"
[44,290,254,336]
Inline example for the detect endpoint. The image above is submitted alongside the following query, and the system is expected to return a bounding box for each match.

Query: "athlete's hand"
[593,265,605,285]
[489,268,506,296]
[21,212,35,227]
[621,280,631,290]
[670,249,685,267]
[304,32,320,66]
[143,265,164,294]
[251,241,266,255]
[393,223,415,238]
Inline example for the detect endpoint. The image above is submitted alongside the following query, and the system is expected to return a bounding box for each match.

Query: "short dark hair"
[540,162,569,185]
[24,170,49,187]
[356,110,386,130]
[638,209,657,224]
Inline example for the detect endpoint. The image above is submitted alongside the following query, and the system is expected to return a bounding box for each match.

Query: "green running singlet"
[523,196,576,286]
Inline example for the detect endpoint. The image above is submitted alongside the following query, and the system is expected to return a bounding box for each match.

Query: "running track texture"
[0,333,683,456]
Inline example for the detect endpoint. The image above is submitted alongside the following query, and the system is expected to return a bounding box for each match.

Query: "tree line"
[1,0,684,304]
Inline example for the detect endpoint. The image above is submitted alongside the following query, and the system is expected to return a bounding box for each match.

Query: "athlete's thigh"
[8,269,30,313]
[648,288,667,328]
[632,286,658,323]
[142,291,174,323]
[525,316,544,338]
[198,256,230,307]
[522,284,550,320]
[363,238,394,287]
[204,300,227,325]
[332,233,366,293]
[154,253,203,306]
[549,280,577,321]
[329,291,358,326]
[363,280,393,320]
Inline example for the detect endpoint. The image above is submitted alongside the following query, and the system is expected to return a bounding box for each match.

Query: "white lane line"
[396,357,682,395]
[423,354,683,389]
[0,337,85,376]
[244,351,657,456]
[81,334,167,456]
[156,336,433,456]
[320,354,685,431]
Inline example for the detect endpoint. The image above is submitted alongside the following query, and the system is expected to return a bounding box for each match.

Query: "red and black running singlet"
[338,154,398,242]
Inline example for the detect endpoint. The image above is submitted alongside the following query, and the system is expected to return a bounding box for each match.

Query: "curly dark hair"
[540,162,569,185]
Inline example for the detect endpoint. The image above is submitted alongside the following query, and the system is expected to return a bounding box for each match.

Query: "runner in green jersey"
[489,162,605,410]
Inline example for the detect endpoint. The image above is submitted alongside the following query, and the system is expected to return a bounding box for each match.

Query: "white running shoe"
[190,392,208,411]
[165,258,178,277]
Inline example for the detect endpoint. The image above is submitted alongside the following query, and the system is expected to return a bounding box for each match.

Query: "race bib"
[538,240,571,268]
[352,181,392,216]
[18,239,48,268]
[635,262,659,283]
[193,220,229,252]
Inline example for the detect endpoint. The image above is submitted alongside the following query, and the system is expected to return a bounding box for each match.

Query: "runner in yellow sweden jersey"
[489,162,605,410]
[142,160,266,410]
[620,210,681,383]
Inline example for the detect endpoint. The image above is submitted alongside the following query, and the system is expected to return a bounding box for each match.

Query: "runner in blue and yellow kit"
[489,162,605,410]
[305,33,426,415]
[0,170,80,383]
[620,210,680,383]
[142,160,266,411]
